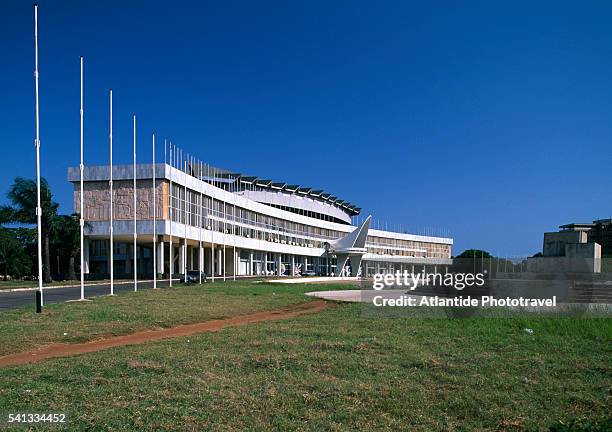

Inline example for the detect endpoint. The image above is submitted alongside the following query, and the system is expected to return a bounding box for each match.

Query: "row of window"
[167,184,451,258]
[168,184,345,248]
[366,236,451,258]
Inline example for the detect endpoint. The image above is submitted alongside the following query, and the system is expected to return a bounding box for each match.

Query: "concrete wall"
[74,180,167,221]
[527,242,601,273]
[543,230,587,257]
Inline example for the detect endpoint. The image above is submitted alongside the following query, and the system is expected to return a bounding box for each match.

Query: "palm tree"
[0,177,58,283]
[53,214,90,280]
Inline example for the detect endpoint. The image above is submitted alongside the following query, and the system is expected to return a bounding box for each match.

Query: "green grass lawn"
[0,278,138,290]
[0,281,610,431]
[0,281,325,356]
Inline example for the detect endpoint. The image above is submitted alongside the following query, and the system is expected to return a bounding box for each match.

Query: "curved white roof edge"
[235,189,352,224]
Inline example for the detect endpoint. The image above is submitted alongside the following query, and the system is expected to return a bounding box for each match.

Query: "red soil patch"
[0,300,327,368]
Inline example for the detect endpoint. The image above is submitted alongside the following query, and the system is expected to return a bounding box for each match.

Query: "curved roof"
[209,170,361,216]
[191,162,361,216]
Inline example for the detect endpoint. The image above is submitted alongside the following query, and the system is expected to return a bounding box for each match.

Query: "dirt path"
[0,300,328,368]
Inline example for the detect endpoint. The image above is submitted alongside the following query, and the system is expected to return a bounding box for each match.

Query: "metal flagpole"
[232,175,236,281]
[183,159,188,283]
[79,55,85,301]
[109,89,114,296]
[222,172,226,282]
[210,164,215,282]
[152,134,157,289]
[199,161,203,284]
[169,142,173,287]
[34,4,44,311]
[133,114,137,291]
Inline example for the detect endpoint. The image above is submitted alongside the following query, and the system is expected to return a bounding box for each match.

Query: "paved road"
[0,279,184,311]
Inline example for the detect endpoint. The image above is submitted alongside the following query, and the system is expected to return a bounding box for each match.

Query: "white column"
[83,238,90,274]
[157,241,164,275]
[218,248,223,276]
[264,253,268,276]
[249,250,254,276]
[199,245,204,274]
[304,257,308,273]
[210,246,215,277]
[291,255,295,276]
[179,244,186,275]
[276,253,282,276]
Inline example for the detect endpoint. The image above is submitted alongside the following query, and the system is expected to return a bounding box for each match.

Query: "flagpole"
[133,114,137,291]
[169,142,173,287]
[79,55,85,301]
[109,90,114,296]
[152,133,157,289]
[34,4,44,311]
[199,161,203,284]
[222,173,226,282]
[210,164,215,283]
[183,159,188,283]
[233,175,237,280]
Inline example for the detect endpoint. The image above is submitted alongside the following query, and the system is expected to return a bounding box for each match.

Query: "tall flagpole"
[152,133,157,289]
[34,4,44,310]
[223,177,226,282]
[210,164,215,282]
[199,161,203,284]
[183,159,188,283]
[169,142,173,287]
[109,90,114,295]
[133,114,137,291]
[232,175,236,281]
[79,56,85,300]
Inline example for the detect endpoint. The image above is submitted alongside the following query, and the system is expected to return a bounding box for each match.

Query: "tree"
[52,214,89,280]
[0,228,32,279]
[0,177,59,283]
[456,249,493,259]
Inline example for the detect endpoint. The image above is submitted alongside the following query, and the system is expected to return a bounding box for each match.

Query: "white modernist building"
[68,161,452,279]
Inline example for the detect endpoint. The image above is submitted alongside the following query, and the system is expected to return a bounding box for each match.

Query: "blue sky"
[1,0,610,256]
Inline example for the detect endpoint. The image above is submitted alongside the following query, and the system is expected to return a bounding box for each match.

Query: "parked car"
[180,271,207,284]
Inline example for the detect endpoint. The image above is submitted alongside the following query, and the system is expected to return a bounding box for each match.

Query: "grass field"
[0,281,611,431]
[0,281,319,356]
[0,278,136,290]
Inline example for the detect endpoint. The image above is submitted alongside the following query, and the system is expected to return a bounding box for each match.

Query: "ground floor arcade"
[84,237,340,279]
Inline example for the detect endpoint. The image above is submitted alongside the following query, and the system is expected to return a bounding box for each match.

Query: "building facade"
[556,219,612,257]
[68,162,452,279]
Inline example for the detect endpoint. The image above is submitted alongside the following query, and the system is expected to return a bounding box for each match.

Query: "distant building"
[556,219,612,257]
[532,219,608,273]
